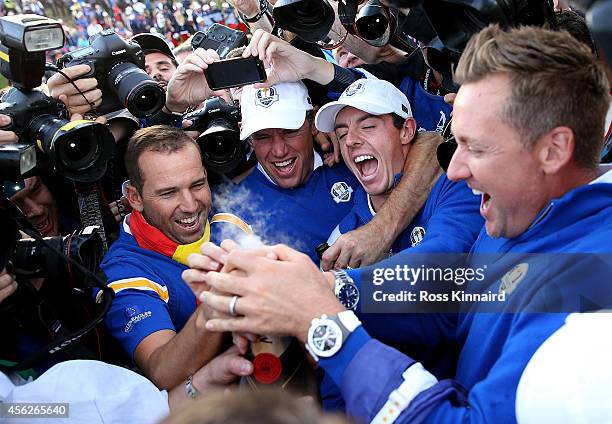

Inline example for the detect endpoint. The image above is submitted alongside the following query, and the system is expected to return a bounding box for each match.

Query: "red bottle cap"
[253,352,282,384]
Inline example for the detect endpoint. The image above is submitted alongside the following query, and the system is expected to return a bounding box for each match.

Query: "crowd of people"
[1,0,612,423]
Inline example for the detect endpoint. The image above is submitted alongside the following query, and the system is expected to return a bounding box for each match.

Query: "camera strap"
[74,183,108,252]
[0,198,114,373]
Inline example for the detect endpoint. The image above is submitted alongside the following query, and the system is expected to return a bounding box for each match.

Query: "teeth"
[354,155,374,164]
[472,189,483,196]
[274,159,294,168]
[178,215,197,225]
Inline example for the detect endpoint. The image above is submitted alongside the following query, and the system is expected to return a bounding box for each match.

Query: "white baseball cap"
[315,78,412,133]
[239,81,313,141]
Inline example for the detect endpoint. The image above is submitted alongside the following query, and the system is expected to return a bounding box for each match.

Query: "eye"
[191,181,206,190]
[159,190,175,198]
[336,130,347,141]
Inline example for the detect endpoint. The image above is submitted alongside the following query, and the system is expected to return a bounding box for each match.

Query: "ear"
[124,183,144,213]
[537,126,575,174]
[399,117,417,146]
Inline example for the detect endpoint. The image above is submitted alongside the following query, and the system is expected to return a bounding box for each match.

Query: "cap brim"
[240,109,307,140]
[132,34,177,63]
[315,99,401,133]
[314,102,349,133]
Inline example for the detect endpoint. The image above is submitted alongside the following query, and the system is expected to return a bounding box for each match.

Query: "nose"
[22,197,44,219]
[346,53,360,68]
[446,145,471,182]
[270,134,289,157]
[179,189,198,213]
[344,127,363,148]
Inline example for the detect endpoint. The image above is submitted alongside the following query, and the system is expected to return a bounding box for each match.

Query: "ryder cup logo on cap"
[345,80,366,97]
[315,78,413,133]
[255,87,279,108]
[240,81,314,141]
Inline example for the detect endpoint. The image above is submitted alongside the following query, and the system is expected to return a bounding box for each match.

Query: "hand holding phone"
[204,56,267,91]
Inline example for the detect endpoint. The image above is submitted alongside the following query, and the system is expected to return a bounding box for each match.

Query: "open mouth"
[272,158,296,176]
[473,189,491,215]
[354,154,379,182]
[175,212,202,232]
[33,216,51,235]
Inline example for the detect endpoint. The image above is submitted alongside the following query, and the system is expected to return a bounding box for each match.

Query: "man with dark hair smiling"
[317,78,481,255]
[99,125,252,396]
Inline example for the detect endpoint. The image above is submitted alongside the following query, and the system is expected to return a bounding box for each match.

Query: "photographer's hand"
[0,114,18,143]
[0,268,17,304]
[243,29,334,87]
[166,48,220,113]
[48,64,102,116]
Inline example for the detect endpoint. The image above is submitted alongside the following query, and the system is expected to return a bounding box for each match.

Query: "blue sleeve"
[104,290,176,359]
[344,177,481,347]
[101,260,176,359]
[319,314,565,424]
[422,313,566,423]
[408,178,482,256]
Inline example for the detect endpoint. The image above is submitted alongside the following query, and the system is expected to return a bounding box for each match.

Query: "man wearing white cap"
[316,78,481,254]
[225,80,359,264]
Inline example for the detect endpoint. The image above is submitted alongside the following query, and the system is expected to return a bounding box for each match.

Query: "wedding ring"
[228,295,239,316]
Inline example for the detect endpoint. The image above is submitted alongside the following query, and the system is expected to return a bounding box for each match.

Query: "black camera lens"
[12,229,104,283]
[132,87,163,114]
[355,1,393,46]
[57,136,98,171]
[109,62,166,118]
[198,118,245,174]
[31,115,114,183]
[273,0,335,43]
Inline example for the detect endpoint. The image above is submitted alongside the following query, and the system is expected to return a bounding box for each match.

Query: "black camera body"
[191,24,247,59]
[0,88,114,183]
[57,30,166,118]
[184,97,246,174]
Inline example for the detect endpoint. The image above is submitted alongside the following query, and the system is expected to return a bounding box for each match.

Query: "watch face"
[339,283,359,310]
[309,321,342,357]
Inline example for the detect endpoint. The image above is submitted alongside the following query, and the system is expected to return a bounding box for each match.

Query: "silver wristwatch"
[306,310,361,361]
[332,269,360,310]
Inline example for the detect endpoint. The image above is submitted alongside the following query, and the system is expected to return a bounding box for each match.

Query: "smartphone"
[204,56,267,91]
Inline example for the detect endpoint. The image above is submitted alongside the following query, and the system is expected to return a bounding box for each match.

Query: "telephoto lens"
[30,116,114,183]
[355,0,395,47]
[10,227,104,285]
[109,62,166,118]
[198,118,245,174]
[272,0,335,43]
[184,97,246,174]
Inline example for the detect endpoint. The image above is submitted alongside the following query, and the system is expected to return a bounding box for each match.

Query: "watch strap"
[239,0,272,23]
[337,310,361,332]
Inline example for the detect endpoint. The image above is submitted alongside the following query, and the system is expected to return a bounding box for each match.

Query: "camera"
[272,0,336,44]
[57,30,166,118]
[9,227,104,286]
[191,24,247,59]
[0,89,114,183]
[184,97,247,174]
[0,14,114,183]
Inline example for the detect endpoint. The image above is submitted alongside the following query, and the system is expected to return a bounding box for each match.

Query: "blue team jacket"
[216,157,359,263]
[328,177,612,423]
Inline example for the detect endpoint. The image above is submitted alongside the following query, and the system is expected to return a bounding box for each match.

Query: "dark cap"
[131,33,178,66]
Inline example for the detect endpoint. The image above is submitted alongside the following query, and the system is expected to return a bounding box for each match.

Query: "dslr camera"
[57,30,166,118]
[0,14,114,183]
[184,97,246,174]
[191,24,247,59]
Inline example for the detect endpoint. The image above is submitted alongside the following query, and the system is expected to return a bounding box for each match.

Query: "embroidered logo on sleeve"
[124,305,153,333]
